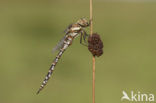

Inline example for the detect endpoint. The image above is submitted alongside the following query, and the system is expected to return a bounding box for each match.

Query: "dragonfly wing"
[64,24,72,34]
[52,36,66,53]
[53,23,72,53]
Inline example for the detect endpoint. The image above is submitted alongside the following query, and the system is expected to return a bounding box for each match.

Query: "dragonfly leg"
[80,32,83,44]
[88,19,92,26]
[80,30,88,47]
[82,30,89,43]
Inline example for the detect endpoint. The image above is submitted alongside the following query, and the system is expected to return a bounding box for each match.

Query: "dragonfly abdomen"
[37,37,72,94]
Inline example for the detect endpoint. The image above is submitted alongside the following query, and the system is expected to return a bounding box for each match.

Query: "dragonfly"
[37,18,90,94]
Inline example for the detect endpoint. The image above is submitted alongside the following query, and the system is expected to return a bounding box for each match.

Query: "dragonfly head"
[77,18,90,27]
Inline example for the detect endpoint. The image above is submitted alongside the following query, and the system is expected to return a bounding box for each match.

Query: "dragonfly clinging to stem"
[37,18,90,94]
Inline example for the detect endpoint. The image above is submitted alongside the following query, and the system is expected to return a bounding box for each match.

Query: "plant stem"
[90,0,93,34]
[92,57,95,103]
[89,0,95,103]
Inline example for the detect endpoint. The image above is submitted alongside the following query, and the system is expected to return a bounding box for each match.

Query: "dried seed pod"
[88,33,103,57]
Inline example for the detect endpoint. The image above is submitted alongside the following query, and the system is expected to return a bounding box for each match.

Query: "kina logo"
[121,90,154,102]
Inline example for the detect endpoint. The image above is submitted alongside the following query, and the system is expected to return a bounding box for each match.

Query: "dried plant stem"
[90,0,95,103]
[92,57,95,103]
[90,0,93,34]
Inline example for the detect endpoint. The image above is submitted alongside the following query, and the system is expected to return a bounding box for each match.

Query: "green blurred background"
[0,0,156,103]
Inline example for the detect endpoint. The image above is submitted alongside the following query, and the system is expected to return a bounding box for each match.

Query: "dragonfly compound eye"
[77,18,89,27]
[88,33,103,57]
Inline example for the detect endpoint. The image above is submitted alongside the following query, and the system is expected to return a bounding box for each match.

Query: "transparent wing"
[64,24,72,34]
[52,36,66,53]
[52,23,72,53]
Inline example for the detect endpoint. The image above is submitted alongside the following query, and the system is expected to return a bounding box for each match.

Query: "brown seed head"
[88,33,104,57]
